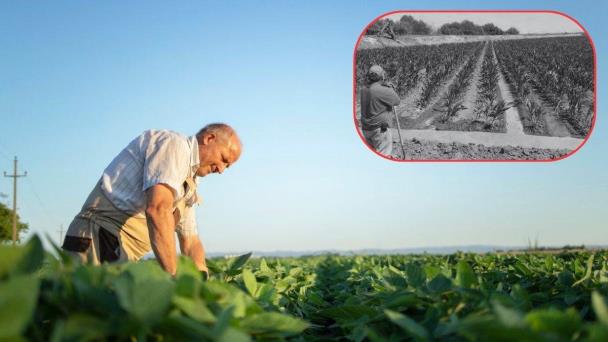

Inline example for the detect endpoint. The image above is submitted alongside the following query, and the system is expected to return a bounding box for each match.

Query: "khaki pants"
[62,181,152,264]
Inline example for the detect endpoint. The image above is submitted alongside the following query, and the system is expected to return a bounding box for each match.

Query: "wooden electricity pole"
[4,156,27,245]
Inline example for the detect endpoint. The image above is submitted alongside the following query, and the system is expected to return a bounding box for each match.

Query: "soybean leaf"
[113,272,175,326]
[406,263,426,288]
[201,281,262,317]
[216,327,251,342]
[383,291,418,309]
[384,309,430,340]
[44,233,73,267]
[159,312,215,340]
[0,235,44,279]
[0,275,40,338]
[242,268,257,296]
[174,274,199,298]
[456,261,478,289]
[573,254,595,287]
[173,296,216,323]
[176,256,203,279]
[212,306,236,338]
[525,308,581,338]
[206,258,223,274]
[240,312,309,335]
[255,283,276,304]
[260,258,271,273]
[592,291,608,325]
[493,302,526,328]
[318,305,377,323]
[59,314,111,341]
[427,274,452,293]
[227,252,253,275]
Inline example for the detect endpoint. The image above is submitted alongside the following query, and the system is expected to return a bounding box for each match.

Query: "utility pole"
[4,156,27,245]
[58,224,64,245]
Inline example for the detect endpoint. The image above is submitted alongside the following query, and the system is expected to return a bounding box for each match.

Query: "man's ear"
[202,133,216,145]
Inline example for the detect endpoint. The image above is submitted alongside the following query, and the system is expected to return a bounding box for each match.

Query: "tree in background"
[439,20,516,35]
[505,27,520,35]
[482,23,504,35]
[460,20,484,35]
[0,201,28,243]
[368,18,518,36]
[394,15,431,35]
[439,22,464,35]
[439,20,483,35]
[366,16,432,36]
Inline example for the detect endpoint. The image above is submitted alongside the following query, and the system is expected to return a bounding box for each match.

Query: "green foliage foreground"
[2,236,608,341]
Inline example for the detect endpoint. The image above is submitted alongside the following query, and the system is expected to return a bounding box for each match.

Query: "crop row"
[433,42,484,122]
[494,36,594,136]
[3,236,608,341]
[356,42,481,108]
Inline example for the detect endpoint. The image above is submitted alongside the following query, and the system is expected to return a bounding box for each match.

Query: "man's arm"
[145,184,177,276]
[178,233,208,273]
[378,86,400,107]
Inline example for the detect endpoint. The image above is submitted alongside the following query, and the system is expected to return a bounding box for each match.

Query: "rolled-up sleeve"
[176,205,198,236]
[142,136,189,196]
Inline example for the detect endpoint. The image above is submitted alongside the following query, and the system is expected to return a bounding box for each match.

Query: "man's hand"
[380,122,389,132]
[145,184,177,276]
[178,234,208,274]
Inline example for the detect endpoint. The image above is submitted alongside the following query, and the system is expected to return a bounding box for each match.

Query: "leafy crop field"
[3,236,608,341]
[495,36,594,137]
[355,36,593,138]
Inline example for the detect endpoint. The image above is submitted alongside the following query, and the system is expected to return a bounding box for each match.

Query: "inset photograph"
[354,12,595,161]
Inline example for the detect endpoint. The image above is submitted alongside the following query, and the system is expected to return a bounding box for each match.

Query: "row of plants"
[355,42,481,108]
[415,43,480,108]
[470,41,511,132]
[0,237,308,341]
[433,41,485,123]
[494,36,594,137]
[3,236,608,341]
[299,253,608,341]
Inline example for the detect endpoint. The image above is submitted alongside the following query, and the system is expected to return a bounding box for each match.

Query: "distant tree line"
[0,201,28,243]
[366,16,519,36]
[438,20,519,35]
[366,16,431,35]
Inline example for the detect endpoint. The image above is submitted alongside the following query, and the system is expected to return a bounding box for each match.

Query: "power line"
[3,156,27,245]
[24,176,61,227]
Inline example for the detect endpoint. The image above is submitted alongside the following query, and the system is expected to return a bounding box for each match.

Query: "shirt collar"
[188,135,200,178]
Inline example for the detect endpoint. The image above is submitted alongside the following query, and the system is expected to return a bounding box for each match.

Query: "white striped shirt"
[100,129,200,235]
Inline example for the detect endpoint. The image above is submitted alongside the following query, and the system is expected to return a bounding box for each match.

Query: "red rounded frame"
[352,10,597,163]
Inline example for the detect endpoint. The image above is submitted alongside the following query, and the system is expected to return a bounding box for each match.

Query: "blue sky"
[0,0,606,253]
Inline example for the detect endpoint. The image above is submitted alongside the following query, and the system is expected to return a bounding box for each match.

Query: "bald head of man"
[195,123,242,177]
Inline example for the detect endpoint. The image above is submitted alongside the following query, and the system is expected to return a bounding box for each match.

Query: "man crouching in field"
[360,65,400,156]
[62,123,242,276]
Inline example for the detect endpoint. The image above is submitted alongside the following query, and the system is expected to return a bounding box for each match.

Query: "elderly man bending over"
[62,123,242,276]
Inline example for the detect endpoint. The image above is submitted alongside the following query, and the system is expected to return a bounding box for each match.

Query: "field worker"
[62,123,242,276]
[360,65,400,156]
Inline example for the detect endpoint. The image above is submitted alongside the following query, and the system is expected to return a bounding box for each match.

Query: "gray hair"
[196,123,242,150]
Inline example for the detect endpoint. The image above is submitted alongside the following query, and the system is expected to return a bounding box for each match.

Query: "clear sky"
[0,0,606,254]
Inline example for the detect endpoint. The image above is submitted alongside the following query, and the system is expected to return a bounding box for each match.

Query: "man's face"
[196,133,240,177]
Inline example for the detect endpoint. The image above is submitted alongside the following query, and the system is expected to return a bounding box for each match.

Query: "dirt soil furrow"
[406,48,480,128]
[455,41,488,121]
[492,43,524,135]
[390,128,583,150]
